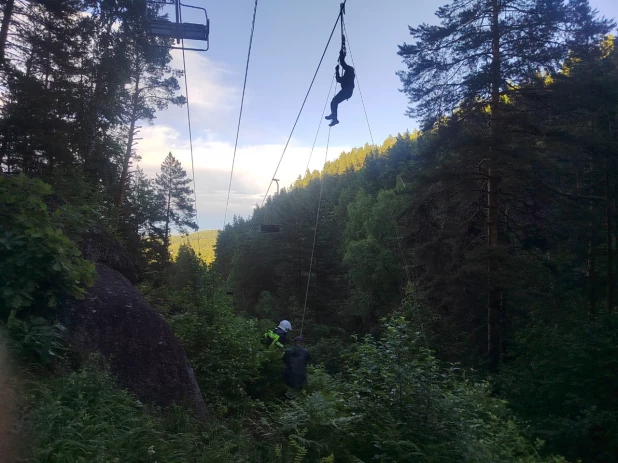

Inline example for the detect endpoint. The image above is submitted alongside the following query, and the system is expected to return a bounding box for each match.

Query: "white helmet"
[278,320,292,332]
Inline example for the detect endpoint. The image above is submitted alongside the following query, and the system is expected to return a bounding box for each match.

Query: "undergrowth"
[21,356,251,463]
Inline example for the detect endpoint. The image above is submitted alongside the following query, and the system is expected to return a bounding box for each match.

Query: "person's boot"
[325,114,333,120]
[329,119,339,127]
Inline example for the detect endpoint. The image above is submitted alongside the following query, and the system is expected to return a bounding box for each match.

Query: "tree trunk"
[588,153,597,315]
[614,162,618,312]
[487,0,501,373]
[116,116,137,207]
[608,160,614,312]
[116,74,141,208]
[164,187,172,251]
[0,0,14,66]
[588,237,596,314]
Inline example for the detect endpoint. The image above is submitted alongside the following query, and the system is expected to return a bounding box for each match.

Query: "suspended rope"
[223,0,259,229]
[224,3,346,289]
[180,33,201,255]
[339,2,347,58]
[306,75,336,173]
[298,76,338,336]
[342,22,411,283]
[301,125,333,337]
[259,1,346,206]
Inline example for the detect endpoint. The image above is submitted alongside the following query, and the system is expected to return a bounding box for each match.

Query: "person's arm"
[335,64,342,83]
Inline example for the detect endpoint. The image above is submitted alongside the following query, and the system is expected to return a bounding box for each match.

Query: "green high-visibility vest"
[265,330,284,349]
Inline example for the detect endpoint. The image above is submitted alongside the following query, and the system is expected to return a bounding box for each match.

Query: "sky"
[136,0,617,231]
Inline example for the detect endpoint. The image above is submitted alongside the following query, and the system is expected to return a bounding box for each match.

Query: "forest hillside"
[169,230,219,263]
[0,0,617,462]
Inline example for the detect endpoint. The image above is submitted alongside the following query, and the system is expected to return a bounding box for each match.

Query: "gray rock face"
[80,226,142,284]
[63,264,206,420]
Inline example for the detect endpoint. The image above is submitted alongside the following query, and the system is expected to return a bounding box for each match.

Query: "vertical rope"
[223,0,259,229]
[306,75,336,174]
[179,5,201,256]
[224,7,344,289]
[301,125,332,337]
[343,22,411,284]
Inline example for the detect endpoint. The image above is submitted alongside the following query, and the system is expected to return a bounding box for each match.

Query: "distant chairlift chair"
[147,0,210,51]
[259,178,282,234]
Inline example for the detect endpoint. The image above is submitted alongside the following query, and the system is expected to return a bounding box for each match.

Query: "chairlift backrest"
[181,22,209,41]
[147,0,210,50]
[148,19,177,38]
[259,224,282,234]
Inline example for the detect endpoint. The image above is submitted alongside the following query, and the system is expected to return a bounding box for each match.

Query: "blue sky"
[136,0,617,230]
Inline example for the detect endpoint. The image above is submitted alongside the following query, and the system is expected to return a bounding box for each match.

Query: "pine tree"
[115,25,185,208]
[155,152,197,254]
[397,0,612,371]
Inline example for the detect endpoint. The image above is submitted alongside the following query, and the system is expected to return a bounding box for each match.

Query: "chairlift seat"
[181,22,209,41]
[259,224,282,234]
[148,19,178,38]
[148,20,209,42]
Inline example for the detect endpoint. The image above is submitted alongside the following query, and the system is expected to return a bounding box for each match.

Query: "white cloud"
[136,125,350,229]
[170,50,240,113]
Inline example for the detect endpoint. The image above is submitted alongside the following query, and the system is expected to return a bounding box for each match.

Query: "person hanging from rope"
[283,336,310,389]
[325,50,355,127]
[264,320,292,348]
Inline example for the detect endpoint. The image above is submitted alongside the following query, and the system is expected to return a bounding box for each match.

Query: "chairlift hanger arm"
[179,2,209,22]
[147,0,210,51]
[179,1,210,49]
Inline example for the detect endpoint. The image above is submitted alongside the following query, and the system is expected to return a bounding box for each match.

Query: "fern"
[290,435,308,463]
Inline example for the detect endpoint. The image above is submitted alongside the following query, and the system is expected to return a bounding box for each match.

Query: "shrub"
[23,357,250,463]
[260,318,567,463]
[0,174,94,320]
[501,307,618,462]
[6,314,67,366]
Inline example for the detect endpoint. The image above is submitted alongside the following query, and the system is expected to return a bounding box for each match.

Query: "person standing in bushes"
[265,320,292,349]
[283,336,310,390]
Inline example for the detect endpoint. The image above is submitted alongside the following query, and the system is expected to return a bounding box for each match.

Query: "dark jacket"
[283,346,310,389]
[336,60,355,92]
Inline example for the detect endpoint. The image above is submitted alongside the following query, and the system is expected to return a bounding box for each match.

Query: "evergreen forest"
[1,0,617,462]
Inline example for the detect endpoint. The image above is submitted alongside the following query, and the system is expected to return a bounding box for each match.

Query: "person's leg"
[326,90,346,122]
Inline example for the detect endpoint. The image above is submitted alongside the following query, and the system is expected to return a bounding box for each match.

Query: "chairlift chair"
[258,178,282,234]
[259,224,282,234]
[147,0,210,51]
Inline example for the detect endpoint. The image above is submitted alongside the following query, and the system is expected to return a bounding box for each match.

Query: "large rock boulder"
[80,226,141,284]
[63,264,206,420]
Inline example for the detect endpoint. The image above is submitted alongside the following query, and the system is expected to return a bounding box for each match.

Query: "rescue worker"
[283,336,310,389]
[265,320,292,348]
[325,51,355,127]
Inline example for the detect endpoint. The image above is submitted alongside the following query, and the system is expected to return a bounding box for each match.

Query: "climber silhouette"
[325,51,355,127]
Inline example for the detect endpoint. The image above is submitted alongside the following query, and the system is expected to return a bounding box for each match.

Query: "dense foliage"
[0,174,94,320]
[24,357,248,463]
